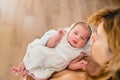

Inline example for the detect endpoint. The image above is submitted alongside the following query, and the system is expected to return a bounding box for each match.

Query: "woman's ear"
[109,69,120,80]
[115,69,120,80]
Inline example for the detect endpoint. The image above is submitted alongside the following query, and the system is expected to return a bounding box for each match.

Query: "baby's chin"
[68,41,80,48]
[71,43,83,48]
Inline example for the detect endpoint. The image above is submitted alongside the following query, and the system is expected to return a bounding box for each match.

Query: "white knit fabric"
[23,24,92,78]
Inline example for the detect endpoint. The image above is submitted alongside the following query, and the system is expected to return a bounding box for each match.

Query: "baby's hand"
[57,28,66,39]
[78,60,88,70]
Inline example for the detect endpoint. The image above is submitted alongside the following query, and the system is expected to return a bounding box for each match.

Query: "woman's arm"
[50,70,92,80]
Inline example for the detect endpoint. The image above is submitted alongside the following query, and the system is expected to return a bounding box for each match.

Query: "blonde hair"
[87,8,120,80]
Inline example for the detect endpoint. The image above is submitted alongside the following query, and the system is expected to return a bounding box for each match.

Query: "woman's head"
[87,8,120,79]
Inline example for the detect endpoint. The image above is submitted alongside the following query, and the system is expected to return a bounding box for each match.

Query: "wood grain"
[0,0,119,80]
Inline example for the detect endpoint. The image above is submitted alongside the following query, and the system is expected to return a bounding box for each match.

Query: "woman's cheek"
[91,42,109,66]
[91,42,101,62]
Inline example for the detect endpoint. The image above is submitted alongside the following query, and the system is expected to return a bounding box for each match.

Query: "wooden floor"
[0,0,120,80]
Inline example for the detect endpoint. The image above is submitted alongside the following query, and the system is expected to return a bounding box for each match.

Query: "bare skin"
[68,53,88,71]
[46,28,66,48]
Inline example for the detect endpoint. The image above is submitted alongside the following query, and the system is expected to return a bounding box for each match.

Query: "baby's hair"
[71,22,86,29]
[72,22,92,37]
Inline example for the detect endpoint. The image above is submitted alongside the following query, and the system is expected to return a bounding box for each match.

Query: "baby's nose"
[75,36,80,41]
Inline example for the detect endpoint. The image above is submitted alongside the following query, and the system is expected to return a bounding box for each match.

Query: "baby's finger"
[22,70,28,78]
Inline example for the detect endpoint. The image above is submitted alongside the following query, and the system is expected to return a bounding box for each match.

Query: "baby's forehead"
[72,24,85,30]
[73,24,89,32]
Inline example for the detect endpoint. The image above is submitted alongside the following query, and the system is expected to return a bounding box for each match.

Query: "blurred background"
[0,0,120,80]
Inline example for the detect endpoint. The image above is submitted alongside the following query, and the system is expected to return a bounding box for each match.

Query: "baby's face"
[67,25,90,48]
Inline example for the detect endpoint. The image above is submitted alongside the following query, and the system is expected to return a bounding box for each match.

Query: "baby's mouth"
[73,40,77,44]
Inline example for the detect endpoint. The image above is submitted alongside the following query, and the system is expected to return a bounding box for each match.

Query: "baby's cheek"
[80,42,86,46]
